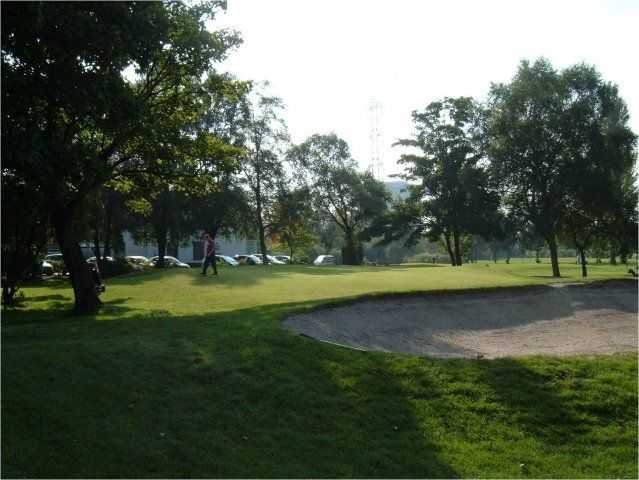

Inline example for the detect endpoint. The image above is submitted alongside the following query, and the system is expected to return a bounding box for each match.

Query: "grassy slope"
[2,261,637,478]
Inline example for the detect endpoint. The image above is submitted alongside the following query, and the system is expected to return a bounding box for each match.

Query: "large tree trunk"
[452,230,463,266]
[211,233,218,275]
[443,232,455,266]
[620,250,628,265]
[168,238,179,258]
[156,226,167,268]
[258,221,268,266]
[53,209,101,314]
[93,230,103,273]
[535,247,541,263]
[342,231,360,265]
[103,201,112,258]
[2,283,19,306]
[255,191,269,267]
[577,245,588,278]
[610,246,617,265]
[547,235,561,277]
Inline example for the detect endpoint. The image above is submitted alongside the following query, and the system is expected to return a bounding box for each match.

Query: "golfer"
[201,232,217,275]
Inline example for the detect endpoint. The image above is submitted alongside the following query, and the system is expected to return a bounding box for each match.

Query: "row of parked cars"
[40,253,192,275]
[41,252,335,275]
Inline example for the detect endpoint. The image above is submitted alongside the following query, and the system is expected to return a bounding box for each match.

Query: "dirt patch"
[283,282,638,358]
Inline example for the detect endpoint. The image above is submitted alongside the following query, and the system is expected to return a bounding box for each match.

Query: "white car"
[252,254,286,265]
[86,256,114,264]
[274,255,291,264]
[41,260,54,275]
[216,255,239,267]
[234,254,263,265]
[313,255,336,266]
[149,256,191,268]
[126,255,150,265]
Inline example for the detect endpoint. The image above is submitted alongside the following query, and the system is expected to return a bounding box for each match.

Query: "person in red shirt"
[201,232,217,275]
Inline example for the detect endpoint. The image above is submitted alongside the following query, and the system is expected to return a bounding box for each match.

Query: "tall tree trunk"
[620,250,628,264]
[453,230,462,266]
[53,208,101,314]
[93,230,103,273]
[443,232,455,266]
[168,238,178,258]
[156,227,167,268]
[255,187,269,266]
[610,246,617,265]
[535,247,541,263]
[258,221,268,266]
[547,235,561,277]
[342,231,360,265]
[577,245,588,278]
[103,202,112,258]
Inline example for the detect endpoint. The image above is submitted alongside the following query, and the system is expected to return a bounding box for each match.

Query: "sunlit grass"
[2,260,636,478]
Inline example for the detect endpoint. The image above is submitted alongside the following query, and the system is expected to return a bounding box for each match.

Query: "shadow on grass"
[2,302,458,478]
[2,299,636,477]
[25,294,68,303]
[477,358,587,444]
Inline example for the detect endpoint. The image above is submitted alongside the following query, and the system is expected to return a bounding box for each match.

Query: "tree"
[559,64,637,277]
[126,183,196,268]
[271,185,316,262]
[240,86,289,265]
[487,59,636,277]
[389,97,499,266]
[1,1,240,312]
[188,72,252,274]
[83,184,130,273]
[288,134,390,265]
[190,173,252,271]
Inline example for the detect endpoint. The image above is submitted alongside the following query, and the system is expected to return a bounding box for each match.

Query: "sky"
[212,0,639,179]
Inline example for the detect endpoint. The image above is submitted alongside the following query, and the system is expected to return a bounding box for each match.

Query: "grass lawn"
[2,261,637,478]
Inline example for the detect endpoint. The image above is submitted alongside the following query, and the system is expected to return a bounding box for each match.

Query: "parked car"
[252,254,286,265]
[149,256,191,268]
[45,253,64,262]
[41,260,54,276]
[216,255,239,267]
[86,256,114,265]
[125,255,150,265]
[273,255,291,264]
[44,252,67,275]
[234,254,263,265]
[313,254,336,266]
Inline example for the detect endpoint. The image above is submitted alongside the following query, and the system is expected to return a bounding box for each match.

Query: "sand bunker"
[283,281,638,358]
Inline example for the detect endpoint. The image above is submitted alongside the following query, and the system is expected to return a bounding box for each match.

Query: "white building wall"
[122,231,255,263]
